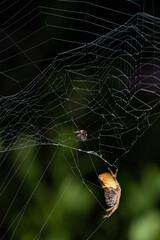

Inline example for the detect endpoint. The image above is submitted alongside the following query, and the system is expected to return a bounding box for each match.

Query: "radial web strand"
[0,0,160,239]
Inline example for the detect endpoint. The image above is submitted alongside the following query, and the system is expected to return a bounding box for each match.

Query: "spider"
[74,130,87,142]
[98,168,121,218]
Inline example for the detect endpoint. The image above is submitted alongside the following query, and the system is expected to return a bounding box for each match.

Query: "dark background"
[0,0,160,239]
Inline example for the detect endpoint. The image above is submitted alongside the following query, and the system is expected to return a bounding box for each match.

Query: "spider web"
[0,0,160,239]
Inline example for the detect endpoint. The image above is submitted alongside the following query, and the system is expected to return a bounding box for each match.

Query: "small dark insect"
[74,130,87,142]
[98,168,121,218]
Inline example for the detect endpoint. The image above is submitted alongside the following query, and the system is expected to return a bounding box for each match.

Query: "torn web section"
[0,0,143,155]
[51,12,160,167]
[96,13,160,166]
[0,0,159,169]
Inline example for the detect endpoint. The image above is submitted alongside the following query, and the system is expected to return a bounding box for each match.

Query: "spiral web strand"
[0,0,160,239]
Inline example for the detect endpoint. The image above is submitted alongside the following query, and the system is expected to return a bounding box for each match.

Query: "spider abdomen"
[104,188,118,206]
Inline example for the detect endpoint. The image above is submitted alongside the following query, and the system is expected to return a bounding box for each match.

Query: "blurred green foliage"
[0,123,160,240]
[0,1,160,238]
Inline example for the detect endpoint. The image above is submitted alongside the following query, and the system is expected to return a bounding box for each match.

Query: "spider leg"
[103,208,114,218]
[115,168,118,177]
[105,206,113,212]
[107,167,114,175]
[108,167,118,178]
